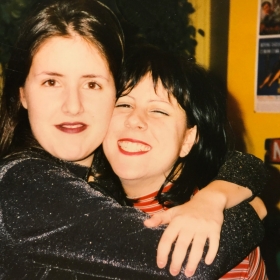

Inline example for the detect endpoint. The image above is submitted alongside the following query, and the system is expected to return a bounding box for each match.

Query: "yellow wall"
[228,1,280,166]
[189,0,210,68]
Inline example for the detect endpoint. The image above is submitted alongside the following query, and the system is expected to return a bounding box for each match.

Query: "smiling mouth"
[55,123,87,133]
[117,140,151,153]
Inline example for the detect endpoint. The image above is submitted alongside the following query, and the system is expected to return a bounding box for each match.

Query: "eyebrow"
[149,100,174,109]
[35,72,109,81]
[121,95,172,106]
[82,74,109,81]
[35,71,63,77]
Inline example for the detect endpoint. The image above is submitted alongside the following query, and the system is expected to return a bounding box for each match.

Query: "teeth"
[118,141,151,152]
[62,124,83,128]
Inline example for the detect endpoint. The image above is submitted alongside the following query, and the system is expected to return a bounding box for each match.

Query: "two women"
[0,0,266,278]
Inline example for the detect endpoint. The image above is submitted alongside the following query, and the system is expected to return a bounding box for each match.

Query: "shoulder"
[0,148,110,205]
[0,148,92,201]
[0,147,91,179]
[220,150,267,177]
[225,150,262,162]
[0,149,120,234]
[0,148,64,181]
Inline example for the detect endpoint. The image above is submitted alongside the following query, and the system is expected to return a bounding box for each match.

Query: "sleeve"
[214,150,268,196]
[0,158,264,280]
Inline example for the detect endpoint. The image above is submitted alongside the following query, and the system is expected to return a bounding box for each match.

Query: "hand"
[144,189,225,277]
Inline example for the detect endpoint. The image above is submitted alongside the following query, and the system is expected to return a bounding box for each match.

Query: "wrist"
[206,180,252,209]
[193,187,227,210]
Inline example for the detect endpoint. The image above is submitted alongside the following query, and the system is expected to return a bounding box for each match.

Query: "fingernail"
[170,268,179,276]
[185,270,194,277]
[157,261,165,268]
[205,258,213,265]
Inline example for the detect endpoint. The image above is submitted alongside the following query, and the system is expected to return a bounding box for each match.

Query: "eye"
[151,109,169,116]
[84,81,101,90]
[115,103,132,109]
[43,79,59,87]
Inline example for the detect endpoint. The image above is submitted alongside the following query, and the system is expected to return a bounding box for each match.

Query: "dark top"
[214,150,267,196]
[0,148,265,279]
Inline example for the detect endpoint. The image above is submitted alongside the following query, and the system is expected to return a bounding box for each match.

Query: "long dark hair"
[0,0,124,158]
[99,45,232,206]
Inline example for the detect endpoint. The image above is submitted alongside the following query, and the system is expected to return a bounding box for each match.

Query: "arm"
[0,156,264,279]
[146,151,268,276]
[214,150,268,197]
[249,196,267,220]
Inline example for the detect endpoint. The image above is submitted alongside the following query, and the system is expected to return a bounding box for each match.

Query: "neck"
[74,154,94,167]
[121,175,167,198]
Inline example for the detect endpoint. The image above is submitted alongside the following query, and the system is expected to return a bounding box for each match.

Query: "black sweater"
[0,148,265,279]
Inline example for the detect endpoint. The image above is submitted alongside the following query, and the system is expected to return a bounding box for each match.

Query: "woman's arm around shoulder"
[0,150,265,279]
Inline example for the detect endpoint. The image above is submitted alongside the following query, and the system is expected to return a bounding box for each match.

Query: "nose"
[62,87,84,115]
[125,109,147,130]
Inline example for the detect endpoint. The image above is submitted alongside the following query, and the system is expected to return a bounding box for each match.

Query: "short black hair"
[101,45,232,206]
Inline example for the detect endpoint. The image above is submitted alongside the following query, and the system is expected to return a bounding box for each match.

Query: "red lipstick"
[55,122,87,133]
[117,138,151,155]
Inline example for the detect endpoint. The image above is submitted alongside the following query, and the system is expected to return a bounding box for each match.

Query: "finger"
[144,213,164,227]
[169,230,193,276]
[156,222,181,268]
[145,209,174,227]
[144,210,172,227]
[204,231,220,264]
[184,233,207,277]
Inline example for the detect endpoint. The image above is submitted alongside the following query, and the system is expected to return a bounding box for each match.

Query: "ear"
[19,87,28,109]
[179,125,197,157]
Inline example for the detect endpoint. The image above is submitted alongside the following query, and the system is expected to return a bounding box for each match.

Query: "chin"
[119,173,144,181]
[55,150,87,162]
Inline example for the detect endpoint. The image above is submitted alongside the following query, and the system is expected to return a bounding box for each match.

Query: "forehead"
[142,74,173,97]
[126,74,181,106]
[31,35,109,72]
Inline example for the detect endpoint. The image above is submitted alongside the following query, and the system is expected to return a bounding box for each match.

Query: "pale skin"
[20,34,116,167]
[20,34,266,278]
[103,74,267,277]
[147,181,266,276]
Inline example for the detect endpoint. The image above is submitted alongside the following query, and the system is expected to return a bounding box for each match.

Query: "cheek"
[23,100,39,122]
[27,97,54,122]
[102,116,121,156]
[103,117,118,144]
[89,97,116,135]
[21,84,53,117]
[96,100,115,124]
[91,93,118,119]
[158,124,185,151]
[105,113,126,141]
